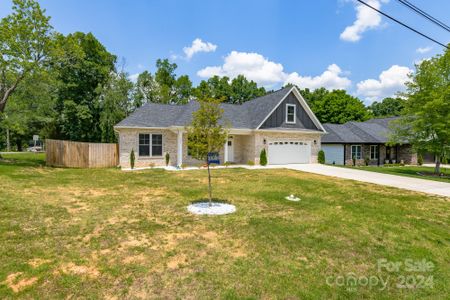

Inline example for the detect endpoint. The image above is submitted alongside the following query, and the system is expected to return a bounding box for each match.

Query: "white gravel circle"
[187,202,236,215]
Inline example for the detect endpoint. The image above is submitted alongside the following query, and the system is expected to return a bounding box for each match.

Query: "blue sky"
[1,0,449,103]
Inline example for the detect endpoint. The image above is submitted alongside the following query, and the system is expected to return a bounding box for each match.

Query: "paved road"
[280,164,450,198]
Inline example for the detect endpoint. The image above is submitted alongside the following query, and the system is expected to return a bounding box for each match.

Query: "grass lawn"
[1,153,449,299]
[340,165,450,183]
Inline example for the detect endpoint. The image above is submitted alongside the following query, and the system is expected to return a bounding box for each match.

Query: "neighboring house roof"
[115,86,325,132]
[322,117,400,144]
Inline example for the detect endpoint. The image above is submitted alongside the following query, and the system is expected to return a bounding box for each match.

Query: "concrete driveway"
[281,164,450,198]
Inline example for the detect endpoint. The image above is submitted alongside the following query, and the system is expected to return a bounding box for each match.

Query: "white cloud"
[128,73,139,82]
[416,46,432,54]
[197,51,286,87]
[183,38,217,60]
[285,64,351,90]
[197,51,351,90]
[340,0,388,42]
[356,65,412,103]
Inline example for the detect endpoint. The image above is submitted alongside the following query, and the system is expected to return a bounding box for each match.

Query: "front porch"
[178,130,255,167]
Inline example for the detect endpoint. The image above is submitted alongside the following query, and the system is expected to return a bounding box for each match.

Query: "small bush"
[247,160,255,166]
[364,156,370,166]
[318,150,325,164]
[260,149,267,166]
[224,161,232,167]
[417,154,423,166]
[165,152,170,166]
[352,156,356,166]
[130,149,135,169]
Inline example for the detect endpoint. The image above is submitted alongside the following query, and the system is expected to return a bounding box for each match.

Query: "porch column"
[224,136,228,163]
[177,130,183,167]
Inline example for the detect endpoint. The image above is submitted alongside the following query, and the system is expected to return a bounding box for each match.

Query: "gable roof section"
[322,117,399,144]
[115,86,325,132]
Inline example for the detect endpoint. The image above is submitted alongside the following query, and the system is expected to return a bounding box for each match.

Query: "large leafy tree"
[133,59,192,105]
[390,47,450,174]
[186,98,228,205]
[0,0,52,113]
[0,70,56,151]
[299,88,371,124]
[230,75,266,104]
[51,32,116,141]
[133,71,158,108]
[369,97,405,117]
[173,75,193,104]
[194,75,265,104]
[98,71,134,143]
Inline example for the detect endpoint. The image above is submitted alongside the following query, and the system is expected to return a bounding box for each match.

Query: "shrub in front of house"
[318,150,325,164]
[352,155,356,166]
[417,154,423,166]
[247,160,255,166]
[165,152,170,166]
[364,156,370,166]
[130,149,135,169]
[260,149,267,166]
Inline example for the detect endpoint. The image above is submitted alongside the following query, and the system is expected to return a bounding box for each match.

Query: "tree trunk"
[207,162,212,207]
[6,128,10,152]
[434,156,441,175]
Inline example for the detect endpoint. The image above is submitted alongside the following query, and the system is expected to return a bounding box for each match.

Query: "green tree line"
[0,0,406,151]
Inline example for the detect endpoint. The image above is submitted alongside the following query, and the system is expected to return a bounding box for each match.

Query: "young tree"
[390,47,450,174]
[369,97,405,117]
[186,98,228,206]
[0,0,53,113]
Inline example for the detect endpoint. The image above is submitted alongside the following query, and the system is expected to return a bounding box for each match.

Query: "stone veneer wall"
[118,128,178,168]
[254,132,322,164]
[343,144,417,166]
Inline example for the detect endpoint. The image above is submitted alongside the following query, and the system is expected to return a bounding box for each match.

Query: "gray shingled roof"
[115,86,296,129]
[322,117,399,143]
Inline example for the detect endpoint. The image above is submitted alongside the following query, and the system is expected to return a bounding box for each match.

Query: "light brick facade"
[117,128,322,168]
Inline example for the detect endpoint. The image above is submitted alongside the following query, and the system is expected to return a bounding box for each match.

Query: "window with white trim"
[138,133,163,157]
[370,145,379,160]
[286,104,296,124]
[351,145,362,159]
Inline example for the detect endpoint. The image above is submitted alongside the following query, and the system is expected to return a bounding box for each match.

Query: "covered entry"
[268,140,311,164]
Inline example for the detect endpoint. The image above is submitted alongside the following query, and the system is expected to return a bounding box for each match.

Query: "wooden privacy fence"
[46,139,119,168]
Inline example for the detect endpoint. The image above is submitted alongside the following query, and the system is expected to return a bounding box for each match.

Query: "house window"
[152,134,163,156]
[139,133,163,157]
[351,145,362,159]
[370,145,379,160]
[139,134,150,156]
[286,104,296,124]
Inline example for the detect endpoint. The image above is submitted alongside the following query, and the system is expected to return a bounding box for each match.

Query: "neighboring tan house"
[321,117,419,166]
[114,86,326,168]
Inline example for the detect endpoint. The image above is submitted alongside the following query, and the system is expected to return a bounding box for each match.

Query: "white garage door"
[321,144,344,165]
[268,140,311,164]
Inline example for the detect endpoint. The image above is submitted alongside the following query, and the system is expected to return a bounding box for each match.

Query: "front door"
[227,139,234,162]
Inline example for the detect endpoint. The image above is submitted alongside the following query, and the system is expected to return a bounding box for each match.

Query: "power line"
[355,0,449,49]
[396,0,450,33]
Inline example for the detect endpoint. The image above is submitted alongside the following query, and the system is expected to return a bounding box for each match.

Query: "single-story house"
[114,86,326,168]
[321,117,420,166]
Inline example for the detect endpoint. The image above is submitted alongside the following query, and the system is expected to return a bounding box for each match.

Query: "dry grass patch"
[3,272,38,293]
[58,263,100,279]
